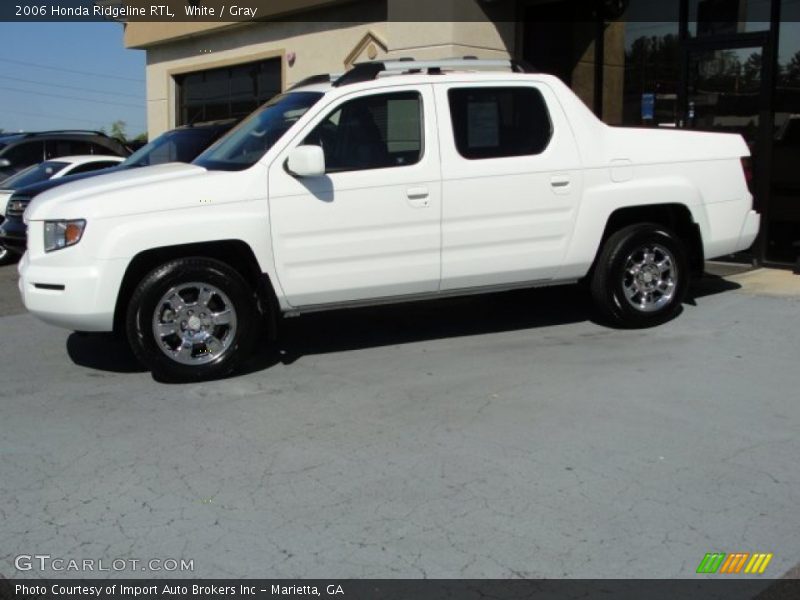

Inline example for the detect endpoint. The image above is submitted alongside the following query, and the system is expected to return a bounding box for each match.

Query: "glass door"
[767,13,800,264]
[686,45,764,147]
[684,41,769,260]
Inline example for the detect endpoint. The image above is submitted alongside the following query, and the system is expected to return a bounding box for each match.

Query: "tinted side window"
[5,141,44,167]
[145,136,207,164]
[89,141,124,156]
[303,91,422,172]
[146,140,177,164]
[46,139,93,158]
[89,142,109,155]
[172,132,217,162]
[448,87,552,160]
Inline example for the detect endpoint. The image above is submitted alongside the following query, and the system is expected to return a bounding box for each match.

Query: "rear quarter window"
[447,87,552,160]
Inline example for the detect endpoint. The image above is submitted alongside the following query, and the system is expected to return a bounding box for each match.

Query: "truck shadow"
[65,273,741,378]
[263,284,592,369]
[66,332,146,374]
[242,272,742,375]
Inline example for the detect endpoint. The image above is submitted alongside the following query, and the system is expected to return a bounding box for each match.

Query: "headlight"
[44,220,86,252]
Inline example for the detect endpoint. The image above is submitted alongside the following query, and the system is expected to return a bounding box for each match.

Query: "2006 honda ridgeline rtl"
[18,60,760,381]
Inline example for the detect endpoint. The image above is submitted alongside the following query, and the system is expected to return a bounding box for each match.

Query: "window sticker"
[467,101,499,148]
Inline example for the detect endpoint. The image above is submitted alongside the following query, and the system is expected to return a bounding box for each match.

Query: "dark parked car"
[0,130,129,181]
[0,120,237,264]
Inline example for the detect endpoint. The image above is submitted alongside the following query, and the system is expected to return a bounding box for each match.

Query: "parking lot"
[1,261,799,580]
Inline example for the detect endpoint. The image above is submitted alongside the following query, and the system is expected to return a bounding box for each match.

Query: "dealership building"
[123,0,800,266]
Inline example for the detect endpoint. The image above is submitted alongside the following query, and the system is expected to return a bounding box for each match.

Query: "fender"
[556,175,708,280]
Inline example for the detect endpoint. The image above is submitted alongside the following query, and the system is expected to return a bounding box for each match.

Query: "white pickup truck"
[18,59,760,381]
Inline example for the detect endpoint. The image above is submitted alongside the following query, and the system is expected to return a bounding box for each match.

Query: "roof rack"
[288,73,342,91]
[19,130,109,138]
[333,57,535,87]
[178,117,239,129]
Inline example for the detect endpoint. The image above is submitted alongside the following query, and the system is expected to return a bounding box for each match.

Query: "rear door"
[268,85,442,307]
[434,81,582,290]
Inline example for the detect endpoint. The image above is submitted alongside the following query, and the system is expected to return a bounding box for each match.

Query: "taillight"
[741,156,754,192]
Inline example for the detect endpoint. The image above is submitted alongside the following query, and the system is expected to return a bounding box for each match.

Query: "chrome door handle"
[406,187,430,208]
[406,187,429,199]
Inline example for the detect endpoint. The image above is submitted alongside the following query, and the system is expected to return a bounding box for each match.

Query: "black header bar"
[2,579,800,600]
[3,0,797,23]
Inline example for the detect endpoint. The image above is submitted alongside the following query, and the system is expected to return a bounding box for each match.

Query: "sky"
[0,22,146,137]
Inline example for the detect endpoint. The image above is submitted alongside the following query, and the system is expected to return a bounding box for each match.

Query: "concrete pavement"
[0,260,23,317]
[727,267,800,297]
[1,263,799,579]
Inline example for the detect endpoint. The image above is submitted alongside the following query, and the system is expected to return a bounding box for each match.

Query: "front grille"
[6,196,30,219]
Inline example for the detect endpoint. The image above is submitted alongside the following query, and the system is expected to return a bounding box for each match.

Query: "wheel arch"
[599,204,704,275]
[113,240,279,338]
[559,177,709,280]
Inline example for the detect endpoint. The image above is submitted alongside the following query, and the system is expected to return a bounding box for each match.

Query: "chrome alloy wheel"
[621,243,678,313]
[152,282,237,365]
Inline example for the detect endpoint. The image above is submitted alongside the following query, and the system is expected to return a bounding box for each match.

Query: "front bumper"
[18,251,126,332]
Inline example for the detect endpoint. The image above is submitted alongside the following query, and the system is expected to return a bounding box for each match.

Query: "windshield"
[0,160,68,190]
[194,92,323,171]
[122,129,220,168]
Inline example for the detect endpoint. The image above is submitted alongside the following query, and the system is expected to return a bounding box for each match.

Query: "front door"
[268,85,442,307]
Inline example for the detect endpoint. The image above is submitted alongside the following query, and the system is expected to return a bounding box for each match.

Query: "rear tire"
[126,257,260,382]
[590,223,688,328]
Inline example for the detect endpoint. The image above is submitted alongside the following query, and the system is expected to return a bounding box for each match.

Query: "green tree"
[623,33,681,124]
[742,52,762,89]
[109,120,127,140]
[784,50,800,85]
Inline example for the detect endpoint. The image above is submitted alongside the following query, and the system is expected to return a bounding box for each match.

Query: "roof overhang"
[120,0,363,49]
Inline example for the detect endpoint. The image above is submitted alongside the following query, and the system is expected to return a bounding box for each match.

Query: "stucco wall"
[143,20,393,137]
[384,21,514,61]
[134,2,514,136]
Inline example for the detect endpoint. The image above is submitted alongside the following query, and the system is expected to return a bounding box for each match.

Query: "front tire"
[126,258,260,382]
[0,243,17,266]
[590,223,688,328]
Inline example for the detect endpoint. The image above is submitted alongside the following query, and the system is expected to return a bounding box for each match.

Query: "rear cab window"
[447,86,552,160]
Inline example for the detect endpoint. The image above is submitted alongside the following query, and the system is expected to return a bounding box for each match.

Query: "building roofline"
[123,0,363,49]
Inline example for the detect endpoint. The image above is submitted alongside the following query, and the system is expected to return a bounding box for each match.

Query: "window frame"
[175,58,283,126]
[300,89,426,175]
[446,85,554,161]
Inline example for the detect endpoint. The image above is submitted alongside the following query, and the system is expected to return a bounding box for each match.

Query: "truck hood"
[25,162,258,222]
